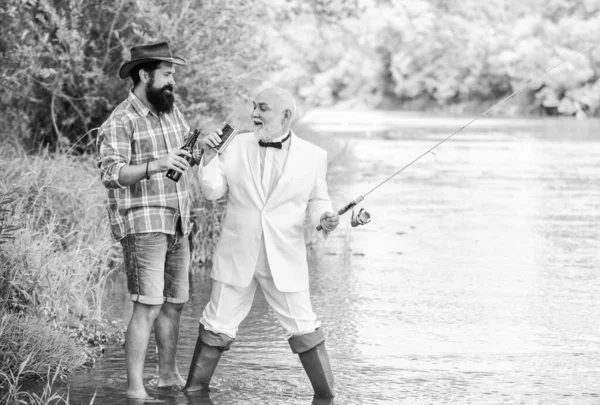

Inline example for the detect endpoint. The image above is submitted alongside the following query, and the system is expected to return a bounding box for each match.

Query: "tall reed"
[0,142,227,395]
[0,146,118,396]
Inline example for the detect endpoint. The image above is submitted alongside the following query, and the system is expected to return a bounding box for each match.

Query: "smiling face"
[251,88,295,140]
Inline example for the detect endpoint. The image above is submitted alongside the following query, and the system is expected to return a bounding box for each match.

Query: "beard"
[146,78,174,114]
[254,121,285,141]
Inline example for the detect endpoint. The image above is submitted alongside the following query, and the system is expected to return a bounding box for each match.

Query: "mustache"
[161,84,174,93]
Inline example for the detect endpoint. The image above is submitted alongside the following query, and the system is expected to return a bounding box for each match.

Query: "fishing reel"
[316,196,372,231]
[350,207,371,227]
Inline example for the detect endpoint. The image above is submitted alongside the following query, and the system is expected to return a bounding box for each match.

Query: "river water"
[66,111,600,404]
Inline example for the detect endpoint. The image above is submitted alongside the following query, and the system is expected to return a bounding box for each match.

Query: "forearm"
[198,155,227,199]
[308,156,333,227]
[118,161,160,186]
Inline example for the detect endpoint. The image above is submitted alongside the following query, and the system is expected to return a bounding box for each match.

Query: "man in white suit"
[183,87,339,398]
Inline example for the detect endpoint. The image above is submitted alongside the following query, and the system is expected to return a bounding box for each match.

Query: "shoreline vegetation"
[0,144,228,404]
[0,126,325,404]
[1,0,598,403]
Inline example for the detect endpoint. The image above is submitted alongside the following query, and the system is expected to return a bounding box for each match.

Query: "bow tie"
[258,132,291,149]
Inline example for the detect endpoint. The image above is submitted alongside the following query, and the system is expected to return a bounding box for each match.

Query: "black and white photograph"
[0,0,599,404]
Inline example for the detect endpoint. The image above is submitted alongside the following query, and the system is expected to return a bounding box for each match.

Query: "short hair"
[130,61,162,86]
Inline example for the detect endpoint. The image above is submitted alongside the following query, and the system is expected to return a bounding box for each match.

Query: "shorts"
[119,231,190,305]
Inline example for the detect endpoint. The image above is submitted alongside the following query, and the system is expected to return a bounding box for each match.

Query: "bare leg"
[155,301,186,387]
[126,302,162,399]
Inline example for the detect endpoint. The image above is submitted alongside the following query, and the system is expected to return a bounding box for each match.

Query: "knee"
[132,302,163,322]
[199,324,234,351]
[288,328,326,354]
[161,301,185,316]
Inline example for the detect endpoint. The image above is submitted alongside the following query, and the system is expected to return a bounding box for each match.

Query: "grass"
[0,141,226,402]
[0,119,341,403]
[0,143,117,402]
[0,314,87,405]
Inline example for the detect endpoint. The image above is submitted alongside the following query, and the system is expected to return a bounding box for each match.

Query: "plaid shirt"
[97,90,193,241]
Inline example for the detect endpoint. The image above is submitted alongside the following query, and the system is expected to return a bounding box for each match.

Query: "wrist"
[146,161,155,178]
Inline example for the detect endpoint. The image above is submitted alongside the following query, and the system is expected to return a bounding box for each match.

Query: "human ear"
[140,69,150,84]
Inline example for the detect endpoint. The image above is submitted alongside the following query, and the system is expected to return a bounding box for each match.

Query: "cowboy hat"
[119,41,187,79]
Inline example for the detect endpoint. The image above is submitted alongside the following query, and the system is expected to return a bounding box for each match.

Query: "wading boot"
[289,328,335,398]
[183,324,233,393]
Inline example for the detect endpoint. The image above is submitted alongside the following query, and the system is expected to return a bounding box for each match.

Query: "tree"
[0,0,276,151]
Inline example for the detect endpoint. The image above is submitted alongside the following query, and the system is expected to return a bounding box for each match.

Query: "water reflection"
[65,112,600,404]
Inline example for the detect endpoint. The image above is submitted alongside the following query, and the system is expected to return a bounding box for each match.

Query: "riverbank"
[0,145,118,404]
[0,144,226,404]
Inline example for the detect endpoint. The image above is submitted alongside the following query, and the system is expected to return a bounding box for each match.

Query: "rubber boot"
[289,328,335,398]
[183,324,233,393]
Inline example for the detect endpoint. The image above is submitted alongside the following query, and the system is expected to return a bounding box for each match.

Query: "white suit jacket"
[199,130,333,292]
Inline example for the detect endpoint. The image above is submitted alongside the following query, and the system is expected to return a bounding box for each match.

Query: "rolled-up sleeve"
[96,114,132,189]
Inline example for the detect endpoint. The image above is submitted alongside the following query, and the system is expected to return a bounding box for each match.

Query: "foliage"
[277,0,360,23]
[0,145,225,398]
[277,0,600,117]
[0,0,274,151]
[0,148,117,320]
[188,175,228,267]
[0,314,87,385]
[0,345,72,405]
[0,147,119,398]
[0,190,21,247]
[0,144,222,316]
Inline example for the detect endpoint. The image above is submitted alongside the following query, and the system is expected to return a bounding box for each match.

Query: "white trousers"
[200,238,320,339]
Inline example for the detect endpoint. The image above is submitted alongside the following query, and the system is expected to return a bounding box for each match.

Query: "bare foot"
[157,374,186,389]
[125,390,163,402]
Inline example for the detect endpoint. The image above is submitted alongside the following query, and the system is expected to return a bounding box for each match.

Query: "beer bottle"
[166,129,202,182]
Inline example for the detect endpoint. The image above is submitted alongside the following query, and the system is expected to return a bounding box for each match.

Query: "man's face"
[145,62,175,113]
[251,91,286,140]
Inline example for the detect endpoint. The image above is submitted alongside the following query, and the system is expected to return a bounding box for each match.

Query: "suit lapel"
[246,136,266,203]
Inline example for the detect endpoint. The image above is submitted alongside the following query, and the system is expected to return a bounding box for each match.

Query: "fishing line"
[318,46,593,230]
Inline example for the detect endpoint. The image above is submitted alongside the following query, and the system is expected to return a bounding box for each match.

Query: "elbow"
[201,189,224,201]
[200,184,225,200]
[101,174,124,189]
[102,179,122,190]
[100,162,126,189]
[199,179,226,200]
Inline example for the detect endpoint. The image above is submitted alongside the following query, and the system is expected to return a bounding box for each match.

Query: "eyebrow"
[254,101,270,109]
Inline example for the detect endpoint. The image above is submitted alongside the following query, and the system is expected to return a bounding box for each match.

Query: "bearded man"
[183,87,339,398]
[97,41,197,400]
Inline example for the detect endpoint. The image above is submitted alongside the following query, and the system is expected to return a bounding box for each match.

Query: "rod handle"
[316,196,364,231]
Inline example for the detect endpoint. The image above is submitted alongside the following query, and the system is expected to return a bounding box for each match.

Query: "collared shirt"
[96,90,192,241]
[259,130,291,197]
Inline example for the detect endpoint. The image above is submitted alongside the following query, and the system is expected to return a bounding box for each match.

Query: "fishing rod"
[317,46,592,231]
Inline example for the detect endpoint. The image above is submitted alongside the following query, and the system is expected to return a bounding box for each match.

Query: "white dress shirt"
[259,131,291,197]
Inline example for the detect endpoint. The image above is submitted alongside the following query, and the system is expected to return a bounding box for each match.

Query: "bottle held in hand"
[167,129,202,182]
[212,122,238,155]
